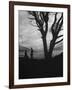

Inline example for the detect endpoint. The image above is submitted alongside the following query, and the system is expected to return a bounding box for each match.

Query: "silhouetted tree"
[28,11,63,59]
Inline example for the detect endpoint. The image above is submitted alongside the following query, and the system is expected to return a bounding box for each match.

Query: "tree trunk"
[42,36,48,59]
[48,38,56,59]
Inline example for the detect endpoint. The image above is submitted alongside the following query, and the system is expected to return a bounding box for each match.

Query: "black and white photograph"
[19,10,63,79]
[9,1,70,88]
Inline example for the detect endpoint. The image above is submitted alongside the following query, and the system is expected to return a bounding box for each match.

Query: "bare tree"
[28,11,63,59]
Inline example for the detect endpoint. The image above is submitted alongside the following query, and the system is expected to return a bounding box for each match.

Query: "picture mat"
[14,5,68,85]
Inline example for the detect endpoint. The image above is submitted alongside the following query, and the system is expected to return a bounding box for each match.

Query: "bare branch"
[57,19,63,34]
[57,35,63,38]
[53,19,63,46]
[54,16,63,41]
[51,13,57,37]
[45,22,48,36]
[55,38,63,44]
[40,12,44,22]
[28,17,35,20]
[33,12,43,26]
[55,13,63,31]
[57,13,63,24]
[60,29,63,31]
[44,12,49,36]
[51,13,57,29]
[28,11,49,36]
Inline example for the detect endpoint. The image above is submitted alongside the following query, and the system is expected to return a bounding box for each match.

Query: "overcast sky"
[18,10,63,59]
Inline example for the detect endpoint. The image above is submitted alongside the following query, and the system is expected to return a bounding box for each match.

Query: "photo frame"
[9,1,70,89]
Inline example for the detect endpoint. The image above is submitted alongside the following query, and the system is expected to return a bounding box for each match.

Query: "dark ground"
[19,53,63,79]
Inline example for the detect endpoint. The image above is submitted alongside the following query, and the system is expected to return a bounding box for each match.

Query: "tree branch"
[33,12,43,26]
[55,38,63,44]
[51,13,57,37]
[57,19,63,34]
[55,13,63,31]
[57,35,63,38]
[51,13,57,29]
[28,17,35,20]
[28,11,49,36]
[44,12,49,36]
[40,12,44,22]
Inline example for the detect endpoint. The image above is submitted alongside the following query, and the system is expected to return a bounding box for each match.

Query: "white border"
[14,5,68,85]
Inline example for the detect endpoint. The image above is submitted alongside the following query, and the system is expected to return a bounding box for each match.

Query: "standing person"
[31,48,33,59]
[24,50,29,60]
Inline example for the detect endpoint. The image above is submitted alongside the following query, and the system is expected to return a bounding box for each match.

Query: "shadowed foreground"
[19,53,63,79]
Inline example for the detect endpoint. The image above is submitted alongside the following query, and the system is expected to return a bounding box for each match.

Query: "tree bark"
[42,36,48,59]
[48,38,56,59]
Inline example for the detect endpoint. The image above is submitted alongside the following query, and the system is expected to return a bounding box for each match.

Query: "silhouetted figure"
[24,50,29,60]
[31,48,33,59]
